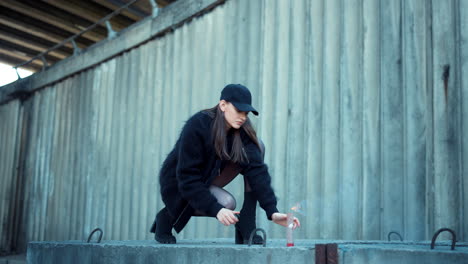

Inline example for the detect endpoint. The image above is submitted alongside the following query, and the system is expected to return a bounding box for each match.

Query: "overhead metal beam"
[115,0,153,11]
[0,40,58,66]
[0,15,88,50]
[0,54,41,72]
[28,0,109,38]
[0,28,70,60]
[0,0,180,70]
[44,0,133,32]
[0,47,45,68]
[92,0,148,20]
[0,0,105,42]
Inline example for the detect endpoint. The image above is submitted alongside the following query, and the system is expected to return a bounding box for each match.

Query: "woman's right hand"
[216,208,240,226]
[272,212,301,229]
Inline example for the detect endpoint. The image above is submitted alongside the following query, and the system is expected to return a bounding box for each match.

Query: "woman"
[150,84,300,244]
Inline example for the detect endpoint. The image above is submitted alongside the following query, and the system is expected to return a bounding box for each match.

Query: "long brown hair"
[203,105,261,163]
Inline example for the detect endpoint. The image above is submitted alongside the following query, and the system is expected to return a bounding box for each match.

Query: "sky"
[0,62,33,87]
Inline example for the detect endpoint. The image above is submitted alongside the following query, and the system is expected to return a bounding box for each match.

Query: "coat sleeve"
[242,143,279,220]
[176,116,224,217]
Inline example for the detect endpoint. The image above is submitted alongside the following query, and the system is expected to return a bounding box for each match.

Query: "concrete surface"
[28,239,314,264]
[27,239,468,264]
[340,243,468,264]
[0,254,26,264]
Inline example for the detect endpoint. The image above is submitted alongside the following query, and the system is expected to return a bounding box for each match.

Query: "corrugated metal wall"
[1,0,467,252]
[0,100,22,253]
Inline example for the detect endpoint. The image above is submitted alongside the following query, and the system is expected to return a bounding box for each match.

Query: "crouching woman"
[150,84,300,244]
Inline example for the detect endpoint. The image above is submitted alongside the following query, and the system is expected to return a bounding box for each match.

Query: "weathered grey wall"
[0,100,23,254]
[0,0,467,253]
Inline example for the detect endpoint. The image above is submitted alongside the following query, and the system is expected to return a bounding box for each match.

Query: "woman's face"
[219,100,248,129]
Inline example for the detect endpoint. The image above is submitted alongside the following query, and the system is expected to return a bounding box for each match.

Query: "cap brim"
[232,102,259,116]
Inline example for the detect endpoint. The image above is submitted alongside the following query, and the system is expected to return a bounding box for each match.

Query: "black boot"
[235,192,263,244]
[152,207,176,244]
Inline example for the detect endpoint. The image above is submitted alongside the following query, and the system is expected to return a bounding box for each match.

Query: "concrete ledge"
[27,239,468,264]
[27,239,314,264]
[0,0,226,105]
[340,243,468,264]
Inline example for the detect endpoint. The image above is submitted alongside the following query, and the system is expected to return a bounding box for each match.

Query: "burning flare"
[290,200,307,215]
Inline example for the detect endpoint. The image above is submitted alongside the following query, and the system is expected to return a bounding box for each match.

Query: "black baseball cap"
[220,84,259,115]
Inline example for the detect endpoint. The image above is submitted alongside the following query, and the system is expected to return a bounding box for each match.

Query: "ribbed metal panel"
[0,0,467,251]
[431,0,462,241]
[461,0,468,246]
[0,100,21,252]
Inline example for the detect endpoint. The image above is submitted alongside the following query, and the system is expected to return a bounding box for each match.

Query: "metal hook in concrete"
[105,21,117,39]
[40,55,48,71]
[71,39,81,56]
[149,0,159,18]
[87,228,103,243]
[430,228,456,250]
[248,228,266,247]
[387,231,403,241]
[13,67,21,80]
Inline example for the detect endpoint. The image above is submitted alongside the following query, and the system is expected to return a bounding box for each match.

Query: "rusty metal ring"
[87,228,103,243]
[248,228,266,247]
[430,228,456,250]
[387,231,403,241]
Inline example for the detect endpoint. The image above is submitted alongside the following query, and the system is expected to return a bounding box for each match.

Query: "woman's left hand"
[272,213,300,229]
